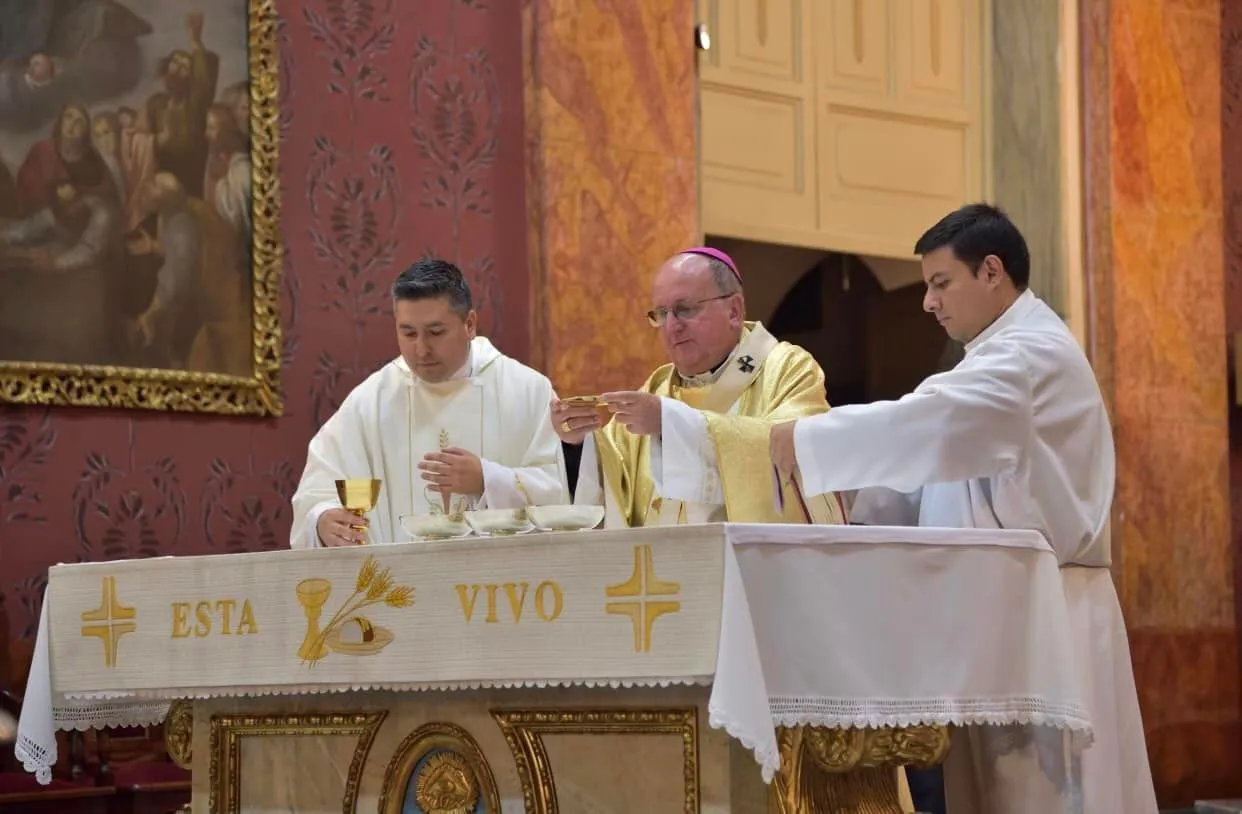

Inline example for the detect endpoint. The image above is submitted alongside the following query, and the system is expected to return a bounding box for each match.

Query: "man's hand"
[418,446,484,498]
[317,507,367,547]
[769,420,799,479]
[602,391,662,436]
[550,398,606,444]
[129,311,156,349]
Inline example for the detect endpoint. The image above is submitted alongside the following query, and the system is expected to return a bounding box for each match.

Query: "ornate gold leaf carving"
[771,725,952,814]
[491,708,699,814]
[208,710,386,814]
[0,0,284,416]
[796,724,951,772]
[164,699,194,769]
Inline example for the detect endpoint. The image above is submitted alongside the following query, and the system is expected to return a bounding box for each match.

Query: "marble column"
[990,0,1065,316]
[522,0,699,396]
[1082,0,1240,804]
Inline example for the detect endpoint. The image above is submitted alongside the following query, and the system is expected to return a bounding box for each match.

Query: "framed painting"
[0,0,282,416]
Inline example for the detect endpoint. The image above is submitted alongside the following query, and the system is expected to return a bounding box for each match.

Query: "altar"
[15,523,1092,812]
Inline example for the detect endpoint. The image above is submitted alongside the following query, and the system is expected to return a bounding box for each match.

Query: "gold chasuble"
[594,322,847,527]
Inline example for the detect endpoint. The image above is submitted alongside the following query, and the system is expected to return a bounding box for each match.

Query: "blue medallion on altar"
[401,747,489,814]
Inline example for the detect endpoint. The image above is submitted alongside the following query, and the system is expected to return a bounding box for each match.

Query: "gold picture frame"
[209,710,386,814]
[0,0,283,417]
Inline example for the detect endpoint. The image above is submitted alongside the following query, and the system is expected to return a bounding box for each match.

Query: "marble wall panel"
[523,0,699,396]
[1082,0,1240,803]
[990,0,1065,314]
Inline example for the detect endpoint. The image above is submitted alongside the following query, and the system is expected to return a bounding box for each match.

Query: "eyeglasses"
[646,294,734,327]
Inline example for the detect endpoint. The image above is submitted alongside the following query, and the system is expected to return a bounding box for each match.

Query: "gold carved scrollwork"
[164,699,194,769]
[771,725,951,814]
[0,0,284,416]
[208,711,386,814]
[491,708,698,814]
[378,721,500,814]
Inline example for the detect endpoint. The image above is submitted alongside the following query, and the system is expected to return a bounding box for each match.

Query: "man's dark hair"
[913,202,1031,290]
[391,258,473,316]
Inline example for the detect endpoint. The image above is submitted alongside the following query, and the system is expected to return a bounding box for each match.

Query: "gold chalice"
[295,577,332,662]
[335,478,382,544]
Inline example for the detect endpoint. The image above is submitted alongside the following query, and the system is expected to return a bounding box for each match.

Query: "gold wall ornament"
[0,0,284,417]
[491,707,699,814]
[378,721,500,814]
[208,710,386,814]
[164,699,194,769]
[770,724,952,814]
[296,554,415,665]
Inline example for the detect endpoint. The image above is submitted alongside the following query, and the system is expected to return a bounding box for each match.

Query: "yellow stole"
[594,322,847,527]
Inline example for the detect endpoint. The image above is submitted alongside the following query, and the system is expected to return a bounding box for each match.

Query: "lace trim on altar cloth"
[57,675,716,707]
[52,700,173,731]
[708,704,780,782]
[768,695,1095,750]
[17,700,171,784]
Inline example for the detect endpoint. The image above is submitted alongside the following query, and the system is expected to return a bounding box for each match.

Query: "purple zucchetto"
[680,247,741,282]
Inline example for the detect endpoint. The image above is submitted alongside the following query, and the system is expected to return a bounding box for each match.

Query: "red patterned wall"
[0,0,530,686]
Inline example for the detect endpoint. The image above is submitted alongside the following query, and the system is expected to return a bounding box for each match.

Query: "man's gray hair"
[704,257,742,296]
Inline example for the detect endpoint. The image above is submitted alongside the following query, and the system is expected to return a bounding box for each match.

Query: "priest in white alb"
[291,259,568,547]
[770,204,1158,814]
[551,247,848,527]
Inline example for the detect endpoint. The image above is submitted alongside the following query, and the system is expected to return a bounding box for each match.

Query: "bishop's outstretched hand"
[550,398,605,444]
[769,420,799,480]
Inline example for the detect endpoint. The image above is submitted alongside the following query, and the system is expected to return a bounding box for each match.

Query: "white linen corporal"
[290,337,569,547]
[793,289,1157,814]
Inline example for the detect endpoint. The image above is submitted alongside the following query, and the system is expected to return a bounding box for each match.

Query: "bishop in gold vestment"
[553,248,847,528]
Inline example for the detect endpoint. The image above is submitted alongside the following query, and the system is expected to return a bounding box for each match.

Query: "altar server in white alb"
[291,259,568,547]
[770,204,1157,814]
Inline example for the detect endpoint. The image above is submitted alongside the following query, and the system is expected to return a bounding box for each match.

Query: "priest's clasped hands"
[417,447,485,501]
[550,392,662,442]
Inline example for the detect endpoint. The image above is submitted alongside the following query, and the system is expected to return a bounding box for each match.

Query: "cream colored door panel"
[696,0,987,254]
[815,0,890,98]
[701,85,817,233]
[893,0,979,109]
[699,0,817,236]
[817,106,975,257]
[698,0,808,87]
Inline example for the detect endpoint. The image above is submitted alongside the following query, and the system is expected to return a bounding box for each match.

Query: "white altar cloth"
[15,523,1092,787]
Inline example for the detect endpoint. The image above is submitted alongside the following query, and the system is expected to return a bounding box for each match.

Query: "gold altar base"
[772,725,950,814]
[169,689,948,813]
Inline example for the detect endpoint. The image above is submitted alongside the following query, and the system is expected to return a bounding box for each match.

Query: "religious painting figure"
[0,1,254,380]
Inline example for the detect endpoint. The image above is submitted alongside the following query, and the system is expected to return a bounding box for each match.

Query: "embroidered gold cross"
[605,545,681,652]
[80,576,137,668]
